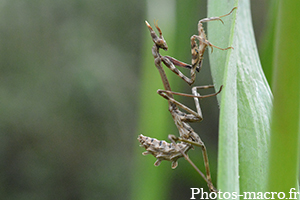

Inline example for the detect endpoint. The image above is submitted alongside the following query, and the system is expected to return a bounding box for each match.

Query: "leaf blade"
[267,0,300,197]
[208,0,273,193]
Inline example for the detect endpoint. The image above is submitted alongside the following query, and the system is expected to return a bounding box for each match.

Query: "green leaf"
[259,0,279,87]
[208,0,273,194]
[267,1,300,198]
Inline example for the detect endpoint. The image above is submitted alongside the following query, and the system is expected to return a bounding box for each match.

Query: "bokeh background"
[0,0,268,199]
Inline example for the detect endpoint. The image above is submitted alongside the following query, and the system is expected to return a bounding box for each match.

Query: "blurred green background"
[0,0,268,199]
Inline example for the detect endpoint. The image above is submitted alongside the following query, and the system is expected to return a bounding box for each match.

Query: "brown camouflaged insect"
[138,7,237,192]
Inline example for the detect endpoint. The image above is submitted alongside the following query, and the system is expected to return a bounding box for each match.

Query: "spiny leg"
[161,55,196,86]
[198,7,237,24]
[192,85,223,119]
[192,7,237,69]
[176,136,211,181]
[164,56,194,71]
[197,7,237,50]
[190,7,237,78]
[160,85,222,98]
[157,85,223,122]
[168,134,217,193]
[194,35,234,53]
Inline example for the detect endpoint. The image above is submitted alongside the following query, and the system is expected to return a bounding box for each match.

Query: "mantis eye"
[156,39,168,50]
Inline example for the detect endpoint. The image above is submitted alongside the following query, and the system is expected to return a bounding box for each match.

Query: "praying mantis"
[138,7,237,192]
